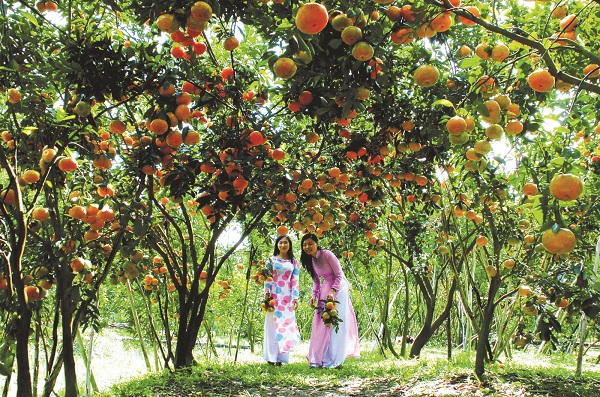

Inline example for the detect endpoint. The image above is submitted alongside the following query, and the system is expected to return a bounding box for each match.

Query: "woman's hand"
[309,297,316,307]
[327,289,336,300]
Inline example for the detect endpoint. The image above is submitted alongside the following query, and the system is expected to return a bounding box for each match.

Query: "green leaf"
[458,57,481,69]
[22,12,39,27]
[432,99,455,109]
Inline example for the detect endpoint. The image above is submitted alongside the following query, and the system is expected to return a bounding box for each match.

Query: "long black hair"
[300,233,319,281]
[273,235,295,259]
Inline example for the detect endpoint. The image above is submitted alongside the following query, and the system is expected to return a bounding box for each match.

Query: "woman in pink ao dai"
[301,233,359,368]
[263,235,301,365]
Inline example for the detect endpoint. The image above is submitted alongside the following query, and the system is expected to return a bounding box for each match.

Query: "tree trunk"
[174,288,210,368]
[60,271,78,397]
[15,311,33,397]
[475,275,501,378]
[410,277,457,358]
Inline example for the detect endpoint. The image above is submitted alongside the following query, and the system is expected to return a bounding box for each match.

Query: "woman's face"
[277,238,291,256]
[302,238,318,256]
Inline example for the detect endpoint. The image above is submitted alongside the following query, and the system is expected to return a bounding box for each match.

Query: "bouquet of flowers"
[260,292,276,312]
[317,297,343,332]
[250,260,273,286]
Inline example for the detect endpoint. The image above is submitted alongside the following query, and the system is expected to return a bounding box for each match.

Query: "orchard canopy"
[2,0,600,395]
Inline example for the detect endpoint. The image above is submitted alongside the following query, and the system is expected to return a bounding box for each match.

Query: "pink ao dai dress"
[263,256,301,363]
[307,249,360,368]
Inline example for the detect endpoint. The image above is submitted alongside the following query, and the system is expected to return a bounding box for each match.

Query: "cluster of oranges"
[260,293,276,312]
[156,1,213,60]
[18,266,56,304]
[318,298,342,332]
[68,201,115,242]
[250,262,273,286]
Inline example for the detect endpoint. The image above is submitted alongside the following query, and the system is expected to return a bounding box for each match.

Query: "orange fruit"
[175,104,191,121]
[331,13,353,32]
[476,235,488,246]
[386,6,402,21]
[0,189,16,205]
[165,130,183,148]
[491,43,510,62]
[551,5,567,19]
[305,131,319,143]
[583,64,599,78]
[92,154,112,170]
[455,45,471,57]
[473,139,491,154]
[485,265,498,277]
[273,57,297,79]
[391,27,414,44]
[58,157,78,172]
[351,41,374,61]
[448,132,469,145]
[271,148,285,160]
[503,259,515,269]
[295,3,329,35]
[156,14,180,34]
[68,205,87,219]
[481,100,502,124]
[277,225,289,236]
[22,170,41,184]
[505,120,524,135]
[191,1,212,21]
[475,43,491,60]
[413,64,440,87]
[248,130,265,146]
[45,2,58,12]
[522,182,538,196]
[184,130,201,145]
[506,103,520,118]
[446,116,467,135]
[149,119,169,135]
[559,14,578,31]
[527,69,555,92]
[541,227,576,255]
[41,147,57,163]
[223,36,239,51]
[32,207,50,221]
[458,6,480,26]
[298,90,314,105]
[110,120,127,134]
[430,13,453,33]
[7,88,21,104]
[518,285,532,297]
[415,23,436,39]
[341,26,363,45]
[556,298,569,308]
[549,173,583,201]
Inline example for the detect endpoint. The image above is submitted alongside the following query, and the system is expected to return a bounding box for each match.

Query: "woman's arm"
[324,250,344,293]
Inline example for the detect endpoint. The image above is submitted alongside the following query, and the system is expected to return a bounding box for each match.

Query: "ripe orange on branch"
[351,41,374,61]
[527,69,555,92]
[549,173,583,201]
[413,64,440,87]
[273,57,297,79]
[295,3,329,35]
[541,227,576,255]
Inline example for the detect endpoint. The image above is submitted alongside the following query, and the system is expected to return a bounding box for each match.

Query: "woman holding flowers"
[263,235,301,365]
[300,234,359,368]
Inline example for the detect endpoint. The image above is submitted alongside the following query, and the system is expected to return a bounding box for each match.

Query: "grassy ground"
[99,342,600,397]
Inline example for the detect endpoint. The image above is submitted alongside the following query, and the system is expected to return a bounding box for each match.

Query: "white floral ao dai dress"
[263,256,300,363]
